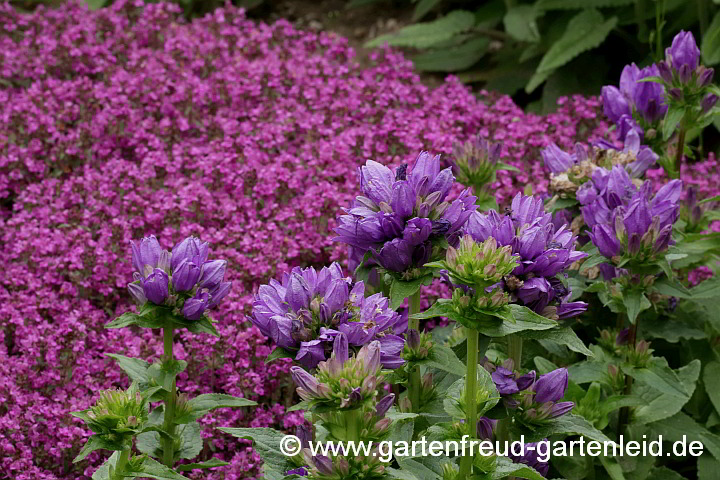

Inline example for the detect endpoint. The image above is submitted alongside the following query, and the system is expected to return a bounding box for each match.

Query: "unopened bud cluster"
[83,387,148,441]
[437,235,518,288]
[450,136,503,192]
[402,329,433,363]
[304,452,387,480]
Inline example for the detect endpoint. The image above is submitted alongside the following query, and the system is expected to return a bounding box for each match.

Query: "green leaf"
[412,37,490,72]
[389,275,433,310]
[704,361,720,415]
[264,347,294,365]
[127,456,191,480]
[536,0,634,8]
[176,422,204,460]
[503,5,541,43]
[491,456,546,480]
[147,360,187,393]
[702,12,720,65]
[184,316,220,337]
[444,368,499,420]
[649,412,720,462]
[91,451,119,480]
[699,194,720,205]
[105,354,150,384]
[396,456,444,480]
[663,107,686,140]
[519,326,593,356]
[421,344,467,376]
[634,359,701,424]
[623,289,651,324]
[365,10,476,49]
[176,458,230,472]
[219,428,295,480]
[105,312,142,329]
[412,0,442,21]
[624,358,691,399]
[176,394,257,424]
[699,455,720,480]
[535,9,617,74]
[515,413,614,443]
[73,436,124,463]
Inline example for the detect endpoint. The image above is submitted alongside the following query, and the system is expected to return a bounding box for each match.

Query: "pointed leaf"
[73,436,124,463]
[176,458,230,472]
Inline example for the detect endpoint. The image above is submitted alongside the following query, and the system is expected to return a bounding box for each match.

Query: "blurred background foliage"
[13,0,720,117]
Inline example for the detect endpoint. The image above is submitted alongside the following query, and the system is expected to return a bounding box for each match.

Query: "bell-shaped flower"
[533,368,569,403]
[666,30,701,71]
[143,268,169,305]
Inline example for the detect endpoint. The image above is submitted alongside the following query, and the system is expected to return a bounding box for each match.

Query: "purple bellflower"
[334,152,477,276]
[465,194,588,319]
[127,235,231,321]
[251,263,406,369]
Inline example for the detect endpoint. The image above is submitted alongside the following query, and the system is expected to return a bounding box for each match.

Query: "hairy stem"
[408,290,422,412]
[162,328,177,467]
[113,449,131,480]
[459,328,479,479]
[507,335,523,370]
[617,321,639,435]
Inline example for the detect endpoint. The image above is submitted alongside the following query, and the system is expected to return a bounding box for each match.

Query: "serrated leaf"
[219,427,295,480]
[634,359,700,424]
[366,10,476,49]
[702,12,720,65]
[536,0,633,8]
[519,326,593,356]
[421,344,466,376]
[389,275,433,310]
[73,436,124,463]
[515,413,614,444]
[176,422,203,460]
[176,458,229,472]
[127,456,191,480]
[624,358,690,399]
[535,9,617,74]
[412,37,490,72]
[176,394,257,424]
[504,5,541,43]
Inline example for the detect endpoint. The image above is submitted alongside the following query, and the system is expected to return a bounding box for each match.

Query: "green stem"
[162,328,177,468]
[407,290,422,412]
[617,321,639,435]
[655,0,664,60]
[507,335,523,370]
[345,408,361,443]
[458,328,479,479]
[674,125,686,176]
[113,449,131,480]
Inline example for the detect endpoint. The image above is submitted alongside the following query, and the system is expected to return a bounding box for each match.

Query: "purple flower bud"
[359,160,394,205]
[601,86,631,123]
[541,143,575,174]
[376,394,395,417]
[516,370,536,391]
[616,328,630,345]
[171,236,209,273]
[198,259,227,290]
[702,93,718,113]
[182,290,210,320]
[359,340,382,374]
[669,88,684,101]
[296,425,311,449]
[131,235,165,276]
[657,61,673,83]
[333,333,349,364]
[623,197,652,237]
[291,366,320,395]
[286,467,308,476]
[207,281,231,308]
[286,272,311,311]
[533,368,568,403]
[128,282,147,305]
[143,268,169,304]
[492,366,519,395]
[172,259,202,292]
[407,329,420,350]
[589,224,622,259]
[390,181,415,219]
[698,67,714,87]
[666,30,701,71]
[549,401,575,418]
[557,301,588,319]
[313,455,334,476]
[296,340,326,369]
[678,64,692,84]
[516,277,553,314]
[476,417,495,440]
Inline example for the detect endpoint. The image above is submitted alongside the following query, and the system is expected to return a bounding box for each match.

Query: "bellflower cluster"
[465,194,588,320]
[128,235,231,321]
[601,63,667,142]
[579,166,682,264]
[334,152,477,278]
[251,263,406,369]
[542,130,658,197]
[487,363,574,423]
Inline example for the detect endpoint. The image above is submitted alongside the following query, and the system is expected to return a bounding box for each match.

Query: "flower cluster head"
[334,152,477,277]
[542,130,658,197]
[579,166,682,264]
[77,386,148,441]
[290,336,385,410]
[128,235,231,321]
[602,62,667,142]
[403,329,434,363]
[464,194,588,319]
[251,263,406,369]
[438,235,518,289]
[302,452,387,480]
[450,136,503,191]
[487,362,574,424]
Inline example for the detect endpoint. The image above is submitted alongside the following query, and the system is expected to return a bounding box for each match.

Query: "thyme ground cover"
[1,2,720,480]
